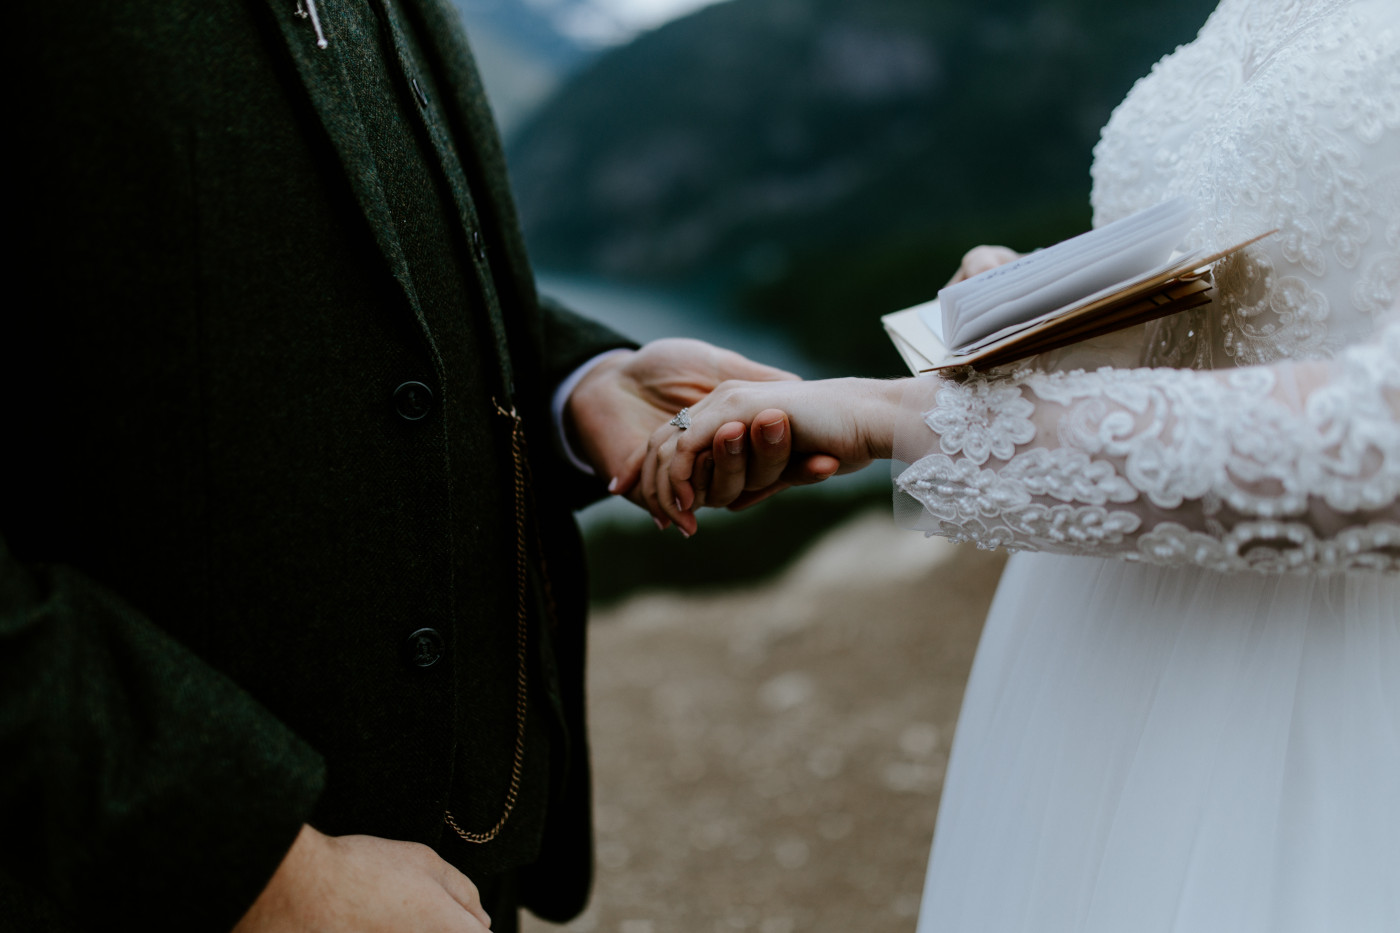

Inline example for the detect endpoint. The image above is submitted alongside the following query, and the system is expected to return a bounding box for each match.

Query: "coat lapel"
[252,0,433,339]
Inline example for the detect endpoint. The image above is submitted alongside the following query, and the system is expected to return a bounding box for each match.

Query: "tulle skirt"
[916,553,1400,933]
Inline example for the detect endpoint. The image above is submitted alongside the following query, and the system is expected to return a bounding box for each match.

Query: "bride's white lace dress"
[894,1,1400,929]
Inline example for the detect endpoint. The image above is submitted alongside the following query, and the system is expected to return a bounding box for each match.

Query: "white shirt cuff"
[551,348,633,476]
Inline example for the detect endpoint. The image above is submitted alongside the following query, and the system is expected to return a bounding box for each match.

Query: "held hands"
[630,377,904,536]
[234,825,493,932]
[565,338,841,521]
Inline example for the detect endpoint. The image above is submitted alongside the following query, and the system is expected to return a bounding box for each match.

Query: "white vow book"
[883,199,1272,374]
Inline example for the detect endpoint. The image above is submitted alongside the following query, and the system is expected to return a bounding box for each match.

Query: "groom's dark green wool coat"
[3,1,634,929]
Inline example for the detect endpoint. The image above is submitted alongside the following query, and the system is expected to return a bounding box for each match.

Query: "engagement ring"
[669,407,691,430]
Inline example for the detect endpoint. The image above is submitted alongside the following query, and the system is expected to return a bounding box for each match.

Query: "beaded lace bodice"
[894,0,1400,573]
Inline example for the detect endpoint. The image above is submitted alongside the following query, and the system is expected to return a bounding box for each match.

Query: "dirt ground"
[524,511,1006,933]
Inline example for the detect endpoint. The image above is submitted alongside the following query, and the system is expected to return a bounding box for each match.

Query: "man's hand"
[565,339,839,520]
[234,825,492,932]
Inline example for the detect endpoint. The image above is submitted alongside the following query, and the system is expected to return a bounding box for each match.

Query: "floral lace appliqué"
[896,323,1400,573]
[925,379,1036,464]
[1090,0,1400,369]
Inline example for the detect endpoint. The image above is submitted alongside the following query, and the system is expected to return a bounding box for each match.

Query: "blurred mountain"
[452,0,595,133]
[507,0,1219,374]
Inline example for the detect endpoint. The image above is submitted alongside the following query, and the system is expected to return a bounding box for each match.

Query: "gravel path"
[526,511,1006,932]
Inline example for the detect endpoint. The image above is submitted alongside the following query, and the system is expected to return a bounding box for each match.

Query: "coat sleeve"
[0,534,326,932]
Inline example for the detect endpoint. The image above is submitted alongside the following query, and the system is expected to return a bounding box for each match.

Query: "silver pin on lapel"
[295,0,329,49]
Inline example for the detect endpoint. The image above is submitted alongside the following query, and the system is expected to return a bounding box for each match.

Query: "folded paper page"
[936,198,1195,350]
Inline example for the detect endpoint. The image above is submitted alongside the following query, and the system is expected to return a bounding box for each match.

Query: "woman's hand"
[946,245,1022,285]
[687,411,805,513]
[634,377,906,535]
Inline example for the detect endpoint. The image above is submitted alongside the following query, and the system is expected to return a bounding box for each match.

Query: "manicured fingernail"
[674,498,685,513]
[761,420,785,444]
[680,528,691,539]
[725,437,743,455]
[607,477,619,493]
[653,517,667,531]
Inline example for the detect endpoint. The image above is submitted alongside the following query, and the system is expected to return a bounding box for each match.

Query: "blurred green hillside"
[508,0,1219,375]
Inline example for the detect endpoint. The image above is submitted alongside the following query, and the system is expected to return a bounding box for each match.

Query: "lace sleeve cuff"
[893,319,1400,573]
